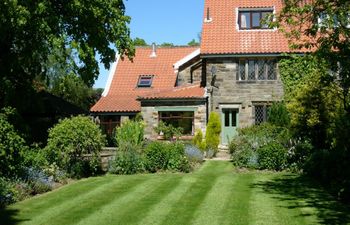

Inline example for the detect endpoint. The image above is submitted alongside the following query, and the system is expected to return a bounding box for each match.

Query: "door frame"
[219,104,241,145]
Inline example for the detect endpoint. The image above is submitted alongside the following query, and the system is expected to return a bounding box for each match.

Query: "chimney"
[204,7,212,23]
[150,43,157,58]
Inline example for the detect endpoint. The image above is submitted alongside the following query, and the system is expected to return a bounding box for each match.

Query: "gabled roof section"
[91,46,199,113]
[138,83,205,101]
[173,48,200,70]
[201,0,308,55]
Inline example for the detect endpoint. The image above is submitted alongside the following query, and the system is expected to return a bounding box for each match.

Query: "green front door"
[221,109,239,145]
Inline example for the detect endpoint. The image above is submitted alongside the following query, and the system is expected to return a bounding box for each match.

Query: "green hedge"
[0,117,27,177]
[229,123,291,171]
[45,116,106,178]
[144,141,190,173]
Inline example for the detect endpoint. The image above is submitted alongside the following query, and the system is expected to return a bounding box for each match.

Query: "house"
[90,46,207,140]
[91,0,303,145]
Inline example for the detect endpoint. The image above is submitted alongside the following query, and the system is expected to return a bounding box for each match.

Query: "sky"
[93,0,205,88]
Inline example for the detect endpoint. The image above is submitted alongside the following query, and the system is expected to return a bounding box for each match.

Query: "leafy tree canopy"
[187,39,200,46]
[50,74,102,110]
[133,37,148,46]
[0,0,134,109]
[159,42,175,47]
[274,0,350,112]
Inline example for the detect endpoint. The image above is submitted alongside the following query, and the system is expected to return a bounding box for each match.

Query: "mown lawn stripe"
[75,174,176,225]
[159,161,227,225]
[20,174,150,225]
[250,172,317,225]
[191,162,238,225]
[138,173,199,225]
[110,174,184,224]
[219,172,255,225]
[8,176,114,219]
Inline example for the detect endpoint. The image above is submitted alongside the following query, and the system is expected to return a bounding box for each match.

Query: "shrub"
[144,141,190,173]
[167,142,190,172]
[116,119,144,148]
[268,102,290,127]
[24,167,53,194]
[230,136,258,168]
[155,121,183,141]
[0,117,27,178]
[144,142,168,172]
[229,123,292,171]
[45,116,106,178]
[109,150,144,175]
[192,129,206,151]
[257,141,288,171]
[205,112,221,153]
[0,177,16,208]
[184,145,204,163]
[22,144,48,170]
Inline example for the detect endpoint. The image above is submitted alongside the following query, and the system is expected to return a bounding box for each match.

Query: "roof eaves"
[137,97,206,102]
[101,54,119,97]
[173,48,201,70]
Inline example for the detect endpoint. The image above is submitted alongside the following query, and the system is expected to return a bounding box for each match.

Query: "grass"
[1,161,350,225]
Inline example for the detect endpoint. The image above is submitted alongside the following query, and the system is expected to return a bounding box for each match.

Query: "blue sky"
[93,0,204,88]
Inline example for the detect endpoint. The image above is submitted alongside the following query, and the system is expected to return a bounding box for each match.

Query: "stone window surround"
[253,102,272,125]
[237,58,278,81]
[158,111,195,135]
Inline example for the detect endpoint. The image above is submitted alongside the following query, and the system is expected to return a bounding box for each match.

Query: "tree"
[274,0,350,114]
[133,37,148,46]
[50,74,96,110]
[187,39,200,46]
[0,0,134,110]
[160,42,175,47]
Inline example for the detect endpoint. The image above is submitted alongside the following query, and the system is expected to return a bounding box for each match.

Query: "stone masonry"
[205,58,284,128]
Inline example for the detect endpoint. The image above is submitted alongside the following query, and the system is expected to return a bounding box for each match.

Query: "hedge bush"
[109,150,144,175]
[229,123,291,171]
[0,117,27,177]
[257,141,288,171]
[45,116,106,178]
[144,141,190,173]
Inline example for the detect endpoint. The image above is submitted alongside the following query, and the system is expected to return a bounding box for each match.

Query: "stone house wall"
[205,58,284,128]
[177,64,202,86]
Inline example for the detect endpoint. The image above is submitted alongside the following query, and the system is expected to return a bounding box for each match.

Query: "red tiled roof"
[138,83,205,100]
[91,46,199,113]
[201,0,309,55]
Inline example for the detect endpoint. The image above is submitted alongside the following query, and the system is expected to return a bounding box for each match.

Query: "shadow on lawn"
[0,208,27,225]
[252,174,350,225]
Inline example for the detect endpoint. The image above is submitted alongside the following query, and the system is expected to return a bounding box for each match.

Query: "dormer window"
[238,9,273,30]
[137,75,153,88]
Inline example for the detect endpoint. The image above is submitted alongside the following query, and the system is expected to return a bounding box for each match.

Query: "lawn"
[1,161,349,225]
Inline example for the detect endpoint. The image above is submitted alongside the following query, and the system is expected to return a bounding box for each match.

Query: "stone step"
[211,150,231,161]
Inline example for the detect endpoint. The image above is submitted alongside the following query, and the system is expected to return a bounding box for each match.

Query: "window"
[99,115,120,135]
[137,75,153,87]
[159,111,194,135]
[254,104,271,125]
[238,59,277,81]
[239,9,273,29]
